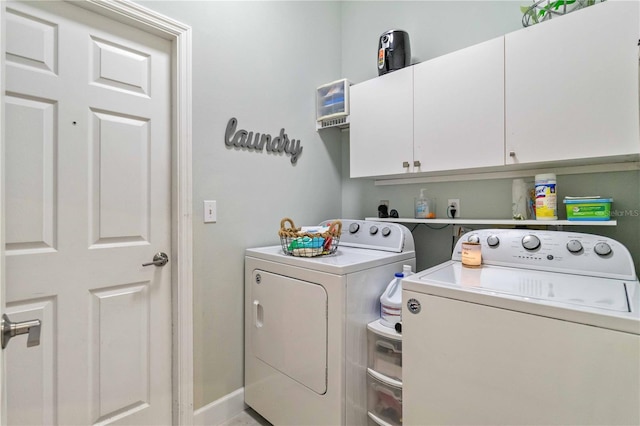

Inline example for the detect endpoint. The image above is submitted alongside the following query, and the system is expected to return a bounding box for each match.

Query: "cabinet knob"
[403,161,410,168]
[413,160,421,167]
[509,151,516,157]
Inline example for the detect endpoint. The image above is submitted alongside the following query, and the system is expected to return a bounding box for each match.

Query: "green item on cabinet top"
[521,0,605,27]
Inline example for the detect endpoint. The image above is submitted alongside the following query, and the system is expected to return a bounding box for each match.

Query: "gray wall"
[141,0,640,412]
[139,1,343,409]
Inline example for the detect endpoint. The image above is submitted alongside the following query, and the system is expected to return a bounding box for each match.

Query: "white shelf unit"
[365,218,618,227]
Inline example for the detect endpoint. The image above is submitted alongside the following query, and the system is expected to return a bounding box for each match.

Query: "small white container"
[367,369,403,426]
[367,320,402,382]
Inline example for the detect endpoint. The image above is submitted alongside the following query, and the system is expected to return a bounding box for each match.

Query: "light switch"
[204,200,217,223]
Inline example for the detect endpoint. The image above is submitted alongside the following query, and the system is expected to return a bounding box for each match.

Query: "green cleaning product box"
[563,197,612,221]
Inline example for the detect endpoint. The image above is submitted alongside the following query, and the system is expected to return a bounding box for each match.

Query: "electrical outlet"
[448,199,460,218]
[380,200,389,207]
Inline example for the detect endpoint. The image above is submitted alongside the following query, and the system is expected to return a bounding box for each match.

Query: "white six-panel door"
[4,1,172,424]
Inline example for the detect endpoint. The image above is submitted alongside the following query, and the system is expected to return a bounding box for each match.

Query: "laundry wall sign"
[224,117,303,164]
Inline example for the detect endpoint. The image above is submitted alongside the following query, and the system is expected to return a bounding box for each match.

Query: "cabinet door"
[349,67,413,178]
[505,1,640,165]
[414,37,505,172]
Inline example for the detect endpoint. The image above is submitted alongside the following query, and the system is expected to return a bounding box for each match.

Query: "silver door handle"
[142,252,169,267]
[1,313,41,349]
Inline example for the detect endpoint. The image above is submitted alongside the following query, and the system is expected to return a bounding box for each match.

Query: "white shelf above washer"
[364,218,618,226]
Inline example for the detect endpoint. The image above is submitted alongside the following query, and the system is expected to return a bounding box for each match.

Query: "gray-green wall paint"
[139,0,640,412]
[138,0,343,409]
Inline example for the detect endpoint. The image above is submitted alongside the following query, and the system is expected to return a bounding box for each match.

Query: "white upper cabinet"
[349,66,413,178]
[414,36,505,172]
[349,1,640,179]
[505,1,640,165]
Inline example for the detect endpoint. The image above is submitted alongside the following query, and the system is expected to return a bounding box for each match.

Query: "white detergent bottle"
[380,272,404,328]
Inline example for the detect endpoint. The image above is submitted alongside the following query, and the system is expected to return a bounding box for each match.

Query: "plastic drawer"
[367,320,402,382]
[368,411,396,426]
[367,368,402,426]
[316,79,349,121]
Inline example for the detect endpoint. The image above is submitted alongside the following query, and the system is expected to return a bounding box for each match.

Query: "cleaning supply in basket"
[287,235,325,250]
[380,272,405,329]
[535,173,557,220]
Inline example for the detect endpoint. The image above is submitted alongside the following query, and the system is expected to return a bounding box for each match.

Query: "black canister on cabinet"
[377,29,411,76]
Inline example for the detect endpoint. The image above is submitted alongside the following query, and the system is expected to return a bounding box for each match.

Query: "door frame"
[0,1,194,424]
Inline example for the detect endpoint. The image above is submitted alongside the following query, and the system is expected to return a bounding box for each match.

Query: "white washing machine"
[402,229,640,426]
[244,219,416,426]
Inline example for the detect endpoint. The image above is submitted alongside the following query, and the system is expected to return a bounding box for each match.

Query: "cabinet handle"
[509,151,516,157]
[413,160,421,167]
[403,161,410,168]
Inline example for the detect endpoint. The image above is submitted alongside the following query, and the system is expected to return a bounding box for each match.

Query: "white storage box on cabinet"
[316,78,351,130]
[367,320,402,382]
[367,369,403,426]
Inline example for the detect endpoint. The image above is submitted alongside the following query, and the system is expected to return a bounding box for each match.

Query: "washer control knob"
[348,223,360,234]
[369,226,378,235]
[381,227,391,237]
[467,234,480,244]
[594,242,612,256]
[522,235,541,250]
[566,240,583,253]
[487,235,500,247]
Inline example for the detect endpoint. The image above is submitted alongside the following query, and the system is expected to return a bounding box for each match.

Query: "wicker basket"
[279,218,342,257]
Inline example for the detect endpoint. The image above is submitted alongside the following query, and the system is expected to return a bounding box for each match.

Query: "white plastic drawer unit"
[367,320,402,382]
[316,78,349,121]
[367,368,403,426]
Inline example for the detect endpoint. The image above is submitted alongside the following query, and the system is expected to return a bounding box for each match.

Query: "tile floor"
[219,408,272,426]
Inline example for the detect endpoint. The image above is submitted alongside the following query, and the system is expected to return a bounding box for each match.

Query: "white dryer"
[244,219,415,426]
[402,229,640,426]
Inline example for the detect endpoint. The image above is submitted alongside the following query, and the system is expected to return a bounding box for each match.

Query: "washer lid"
[419,262,630,312]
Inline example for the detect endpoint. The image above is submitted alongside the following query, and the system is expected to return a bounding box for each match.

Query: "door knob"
[1,313,41,349]
[142,252,169,267]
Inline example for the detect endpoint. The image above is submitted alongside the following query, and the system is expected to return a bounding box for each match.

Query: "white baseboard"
[193,388,247,426]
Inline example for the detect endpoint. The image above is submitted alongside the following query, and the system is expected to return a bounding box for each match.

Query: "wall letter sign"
[224,117,303,164]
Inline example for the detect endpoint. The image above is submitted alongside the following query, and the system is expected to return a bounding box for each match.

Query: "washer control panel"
[319,219,414,253]
[452,229,636,280]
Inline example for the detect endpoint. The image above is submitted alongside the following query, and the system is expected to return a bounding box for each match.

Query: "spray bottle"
[415,188,428,219]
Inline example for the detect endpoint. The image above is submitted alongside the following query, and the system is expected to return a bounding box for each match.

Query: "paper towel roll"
[512,178,528,220]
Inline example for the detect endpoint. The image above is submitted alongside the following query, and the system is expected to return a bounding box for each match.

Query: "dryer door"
[251,270,328,394]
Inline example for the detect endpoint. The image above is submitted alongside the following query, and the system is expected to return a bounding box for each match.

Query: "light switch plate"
[204,200,217,223]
